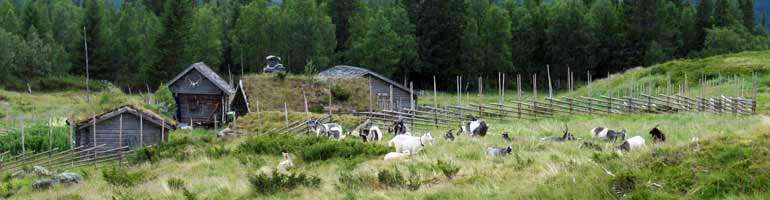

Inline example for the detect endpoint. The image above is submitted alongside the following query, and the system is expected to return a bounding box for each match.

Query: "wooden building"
[318,65,417,111]
[168,62,234,127]
[74,105,176,152]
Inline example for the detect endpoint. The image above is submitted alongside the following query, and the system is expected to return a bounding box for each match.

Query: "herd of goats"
[299,116,670,161]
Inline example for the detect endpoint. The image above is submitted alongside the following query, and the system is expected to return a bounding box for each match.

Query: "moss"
[239,74,369,113]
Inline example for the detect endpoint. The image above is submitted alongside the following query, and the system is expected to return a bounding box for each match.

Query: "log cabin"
[168,62,234,127]
[73,105,175,152]
[318,65,417,111]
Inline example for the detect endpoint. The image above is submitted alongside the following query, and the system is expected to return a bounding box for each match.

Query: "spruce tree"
[739,0,755,29]
[694,0,714,50]
[0,0,20,35]
[153,0,194,86]
[328,0,363,63]
[185,5,223,71]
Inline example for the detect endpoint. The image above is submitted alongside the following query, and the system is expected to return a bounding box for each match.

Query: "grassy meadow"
[2,51,770,199]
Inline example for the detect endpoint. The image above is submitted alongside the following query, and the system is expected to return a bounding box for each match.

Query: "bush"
[101,167,150,186]
[434,160,460,180]
[336,172,374,189]
[206,143,231,159]
[330,84,351,102]
[248,172,321,195]
[0,124,71,155]
[238,134,389,162]
[377,168,422,191]
[309,105,324,113]
[153,84,176,118]
[0,182,21,198]
[167,177,186,191]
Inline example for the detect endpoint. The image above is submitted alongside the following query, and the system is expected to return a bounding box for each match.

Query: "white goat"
[383,150,411,161]
[618,136,646,151]
[388,133,434,155]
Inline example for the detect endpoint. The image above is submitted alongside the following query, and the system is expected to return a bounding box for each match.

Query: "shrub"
[0,124,71,155]
[153,84,176,118]
[330,84,351,102]
[206,143,231,159]
[29,75,108,92]
[167,177,186,191]
[182,188,197,200]
[336,172,374,189]
[238,134,389,162]
[309,105,324,113]
[0,182,21,198]
[377,168,422,190]
[248,172,321,195]
[101,167,150,186]
[434,160,460,180]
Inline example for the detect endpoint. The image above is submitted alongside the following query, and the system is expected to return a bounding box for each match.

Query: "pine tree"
[0,28,22,84]
[117,2,161,87]
[153,0,194,86]
[694,0,714,50]
[21,0,52,38]
[547,0,593,78]
[739,0,755,29]
[231,0,270,73]
[347,9,400,77]
[589,0,625,73]
[0,0,21,35]
[713,0,742,27]
[479,5,512,75]
[185,5,223,71]
[328,0,363,63]
[402,0,467,83]
[79,0,114,80]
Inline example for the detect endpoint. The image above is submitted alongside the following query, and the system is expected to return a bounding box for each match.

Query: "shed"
[318,65,417,111]
[74,105,176,152]
[167,62,234,127]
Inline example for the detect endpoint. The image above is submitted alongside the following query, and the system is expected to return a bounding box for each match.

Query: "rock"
[32,179,54,191]
[33,166,51,176]
[11,170,25,179]
[53,172,84,185]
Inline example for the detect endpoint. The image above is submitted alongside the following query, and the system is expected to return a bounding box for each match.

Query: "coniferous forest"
[0,0,769,90]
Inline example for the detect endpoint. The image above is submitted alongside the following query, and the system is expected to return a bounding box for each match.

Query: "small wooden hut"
[73,105,176,152]
[318,65,417,111]
[168,62,234,127]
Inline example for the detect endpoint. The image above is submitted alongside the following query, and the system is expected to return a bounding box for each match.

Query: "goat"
[590,127,626,142]
[384,150,411,161]
[541,124,575,142]
[486,145,512,156]
[359,125,383,142]
[444,130,455,141]
[617,136,646,151]
[649,124,665,143]
[502,132,512,142]
[579,141,603,151]
[277,152,294,173]
[388,119,410,135]
[388,133,434,155]
[461,116,488,137]
[307,120,344,140]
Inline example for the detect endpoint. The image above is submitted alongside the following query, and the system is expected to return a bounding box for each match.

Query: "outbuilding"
[73,105,175,152]
[318,65,417,111]
[168,62,234,127]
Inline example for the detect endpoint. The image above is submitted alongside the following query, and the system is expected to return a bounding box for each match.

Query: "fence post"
[753,72,757,114]
[433,76,438,127]
[533,74,538,120]
[410,82,415,129]
[284,103,289,128]
[139,113,143,146]
[517,74,522,119]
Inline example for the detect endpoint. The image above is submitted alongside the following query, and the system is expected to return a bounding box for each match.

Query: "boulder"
[53,172,84,185]
[33,166,52,176]
[32,179,54,191]
[216,127,242,138]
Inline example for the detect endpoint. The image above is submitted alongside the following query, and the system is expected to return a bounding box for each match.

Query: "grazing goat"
[461,116,488,137]
[384,150,411,161]
[617,136,646,151]
[590,127,626,142]
[277,152,294,173]
[502,132,512,142]
[580,141,603,151]
[541,125,575,142]
[486,145,512,156]
[388,133,434,155]
[308,120,344,140]
[388,119,410,135]
[444,130,455,141]
[359,125,383,142]
[649,124,665,143]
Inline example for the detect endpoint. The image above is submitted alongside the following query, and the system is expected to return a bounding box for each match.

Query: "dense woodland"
[0,0,768,91]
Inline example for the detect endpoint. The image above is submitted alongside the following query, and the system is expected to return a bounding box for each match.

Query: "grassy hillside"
[3,51,770,199]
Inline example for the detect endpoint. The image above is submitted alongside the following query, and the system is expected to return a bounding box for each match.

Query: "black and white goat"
[486,145,512,156]
[444,130,455,141]
[461,116,488,137]
[307,120,344,140]
[590,127,626,142]
[617,136,646,151]
[541,125,575,142]
[388,119,410,135]
[649,124,665,143]
[502,131,512,142]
